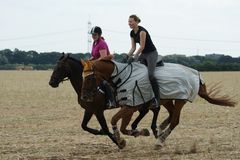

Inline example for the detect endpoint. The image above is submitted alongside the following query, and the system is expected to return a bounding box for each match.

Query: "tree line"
[0,48,239,71]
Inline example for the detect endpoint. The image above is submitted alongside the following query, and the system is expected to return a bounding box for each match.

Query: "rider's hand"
[127,56,134,64]
[133,54,139,61]
[121,54,129,63]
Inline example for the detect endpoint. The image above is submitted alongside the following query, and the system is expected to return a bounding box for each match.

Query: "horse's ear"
[86,60,94,67]
[59,52,65,60]
[67,53,70,58]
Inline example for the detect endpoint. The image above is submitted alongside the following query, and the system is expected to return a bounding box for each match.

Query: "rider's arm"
[99,49,108,59]
[134,31,146,56]
[128,37,136,57]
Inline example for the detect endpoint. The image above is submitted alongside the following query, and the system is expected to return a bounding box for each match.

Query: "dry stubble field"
[0,71,240,160]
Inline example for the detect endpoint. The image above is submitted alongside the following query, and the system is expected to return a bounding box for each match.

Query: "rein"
[56,60,72,83]
[113,63,133,89]
[110,63,133,89]
[61,77,70,83]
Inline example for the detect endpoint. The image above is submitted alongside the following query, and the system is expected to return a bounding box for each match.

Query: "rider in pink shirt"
[89,26,116,108]
[90,26,110,60]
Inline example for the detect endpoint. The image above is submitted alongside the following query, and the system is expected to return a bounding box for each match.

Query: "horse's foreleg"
[110,108,128,149]
[95,111,119,147]
[120,110,135,135]
[119,107,148,137]
[111,107,127,139]
[81,110,103,135]
[150,107,160,138]
[111,107,137,136]
[131,107,149,130]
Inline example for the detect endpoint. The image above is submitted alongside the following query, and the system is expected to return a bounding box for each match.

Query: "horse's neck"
[70,75,82,96]
[68,60,83,96]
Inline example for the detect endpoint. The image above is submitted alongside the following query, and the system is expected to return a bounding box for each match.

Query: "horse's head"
[49,53,73,88]
[80,57,114,102]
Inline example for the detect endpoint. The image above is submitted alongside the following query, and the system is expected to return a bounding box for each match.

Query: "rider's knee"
[149,75,155,81]
[102,80,108,85]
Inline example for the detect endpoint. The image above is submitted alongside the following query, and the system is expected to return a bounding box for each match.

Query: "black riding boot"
[150,77,160,108]
[102,80,116,108]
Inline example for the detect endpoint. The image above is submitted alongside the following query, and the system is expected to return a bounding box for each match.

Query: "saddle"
[121,54,164,67]
[156,55,164,66]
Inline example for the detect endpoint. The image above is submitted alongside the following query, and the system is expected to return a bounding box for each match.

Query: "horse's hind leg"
[155,100,186,148]
[168,100,186,131]
[157,101,174,137]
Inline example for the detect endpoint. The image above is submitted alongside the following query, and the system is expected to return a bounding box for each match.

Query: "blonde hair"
[129,14,141,23]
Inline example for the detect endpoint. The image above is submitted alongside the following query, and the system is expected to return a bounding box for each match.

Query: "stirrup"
[150,98,159,109]
[107,100,116,109]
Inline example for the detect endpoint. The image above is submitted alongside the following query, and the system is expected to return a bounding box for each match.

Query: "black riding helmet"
[90,26,102,35]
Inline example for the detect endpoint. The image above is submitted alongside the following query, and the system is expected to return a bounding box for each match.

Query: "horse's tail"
[198,82,237,107]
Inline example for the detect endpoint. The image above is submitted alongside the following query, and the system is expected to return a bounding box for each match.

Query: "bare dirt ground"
[0,71,239,160]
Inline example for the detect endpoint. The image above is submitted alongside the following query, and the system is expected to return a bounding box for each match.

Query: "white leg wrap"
[160,128,171,142]
[157,128,164,137]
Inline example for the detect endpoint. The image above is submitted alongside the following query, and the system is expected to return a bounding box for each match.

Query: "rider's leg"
[102,80,116,108]
[149,76,160,106]
[146,51,160,106]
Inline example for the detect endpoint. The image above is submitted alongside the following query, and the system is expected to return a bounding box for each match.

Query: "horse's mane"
[68,56,81,63]
[59,54,81,64]
[98,55,115,65]
[100,55,114,61]
[58,54,84,73]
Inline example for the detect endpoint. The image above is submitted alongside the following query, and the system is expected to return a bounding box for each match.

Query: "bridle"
[53,60,72,84]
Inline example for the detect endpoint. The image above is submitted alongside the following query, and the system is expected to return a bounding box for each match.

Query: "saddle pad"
[111,61,202,106]
[155,63,201,102]
[111,61,154,106]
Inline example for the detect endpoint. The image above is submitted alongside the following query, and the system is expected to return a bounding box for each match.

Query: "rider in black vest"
[127,14,160,108]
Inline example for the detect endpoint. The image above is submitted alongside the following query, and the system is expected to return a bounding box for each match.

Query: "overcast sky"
[0,0,240,57]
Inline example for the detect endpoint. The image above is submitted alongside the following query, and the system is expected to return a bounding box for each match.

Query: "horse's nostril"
[49,81,54,86]
[81,95,87,100]
[49,81,59,88]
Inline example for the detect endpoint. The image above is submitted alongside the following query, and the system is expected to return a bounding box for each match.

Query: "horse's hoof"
[153,130,158,139]
[154,142,164,150]
[141,128,150,136]
[154,138,164,150]
[131,129,140,137]
[154,144,163,150]
[118,138,126,149]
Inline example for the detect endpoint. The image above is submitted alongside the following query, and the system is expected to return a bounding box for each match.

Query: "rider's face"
[128,18,138,29]
[92,33,99,41]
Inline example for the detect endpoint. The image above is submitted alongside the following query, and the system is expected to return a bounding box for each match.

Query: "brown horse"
[80,57,237,149]
[49,53,160,149]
